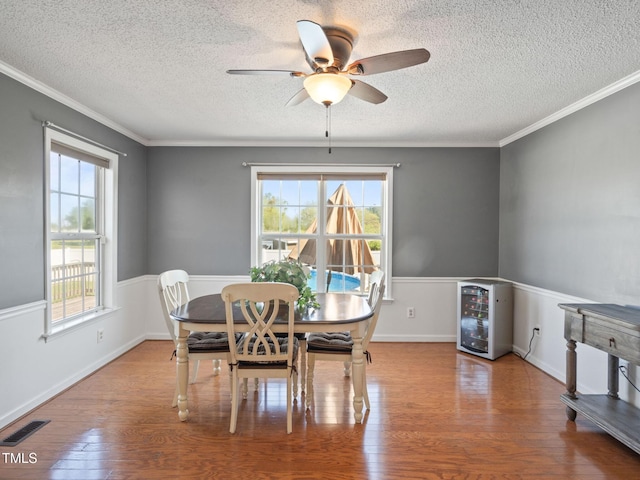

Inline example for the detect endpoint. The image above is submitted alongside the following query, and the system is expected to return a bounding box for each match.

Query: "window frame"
[250,165,393,298]
[43,128,118,340]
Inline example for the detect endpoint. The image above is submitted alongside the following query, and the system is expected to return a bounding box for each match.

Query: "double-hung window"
[44,128,118,338]
[251,165,392,298]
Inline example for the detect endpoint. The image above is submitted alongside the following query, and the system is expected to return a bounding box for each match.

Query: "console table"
[559,303,640,454]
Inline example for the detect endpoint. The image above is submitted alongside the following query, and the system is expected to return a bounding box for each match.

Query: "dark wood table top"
[171,292,373,326]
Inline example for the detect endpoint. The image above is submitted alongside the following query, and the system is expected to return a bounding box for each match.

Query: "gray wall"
[499,81,640,304]
[0,69,503,309]
[147,146,500,277]
[0,73,148,309]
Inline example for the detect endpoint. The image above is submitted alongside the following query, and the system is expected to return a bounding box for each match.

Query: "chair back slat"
[367,270,385,307]
[222,282,299,366]
[238,299,284,359]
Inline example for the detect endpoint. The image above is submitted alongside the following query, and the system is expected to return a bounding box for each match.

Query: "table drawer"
[583,321,640,364]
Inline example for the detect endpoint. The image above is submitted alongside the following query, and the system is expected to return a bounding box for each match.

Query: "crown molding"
[3,59,638,150]
[145,139,498,148]
[499,69,640,147]
[0,60,148,145]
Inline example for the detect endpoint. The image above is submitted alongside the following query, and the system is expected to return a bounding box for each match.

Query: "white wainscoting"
[3,275,638,429]
[510,281,639,408]
[0,277,148,429]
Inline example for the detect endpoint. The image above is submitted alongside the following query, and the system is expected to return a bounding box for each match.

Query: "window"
[44,128,118,338]
[251,166,392,298]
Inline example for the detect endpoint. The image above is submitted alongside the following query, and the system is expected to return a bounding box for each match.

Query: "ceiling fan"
[227,20,430,107]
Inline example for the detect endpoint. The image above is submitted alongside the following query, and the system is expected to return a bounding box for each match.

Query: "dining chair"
[367,270,386,307]
[158,269,232,407]
[338,270,386,377]
[336,269,386,376]
[222,282,300,434]
[305,272,385,411]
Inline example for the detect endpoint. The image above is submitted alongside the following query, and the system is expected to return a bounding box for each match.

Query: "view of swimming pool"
[307,269,361,292]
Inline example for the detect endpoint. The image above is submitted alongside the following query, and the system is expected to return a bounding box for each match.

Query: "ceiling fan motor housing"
[318,26,355,71]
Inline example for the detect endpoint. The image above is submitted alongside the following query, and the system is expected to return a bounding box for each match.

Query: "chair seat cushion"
[236,335,299,367]
[306,332,353,353]
[187,332,233,352]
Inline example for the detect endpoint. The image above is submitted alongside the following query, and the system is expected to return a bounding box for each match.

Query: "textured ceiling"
[1,1,639,147]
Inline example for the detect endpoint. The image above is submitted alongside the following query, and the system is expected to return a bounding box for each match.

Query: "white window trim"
[43,128,118,341]
[250,165,393,299]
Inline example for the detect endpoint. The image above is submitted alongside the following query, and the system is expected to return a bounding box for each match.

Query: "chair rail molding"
[0,300,46,323]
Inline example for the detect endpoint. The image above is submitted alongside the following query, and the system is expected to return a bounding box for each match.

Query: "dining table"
[170,292,373,424]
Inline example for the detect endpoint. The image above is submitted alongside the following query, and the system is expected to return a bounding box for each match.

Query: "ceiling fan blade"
[296,20,334,67]
[346,48,430,75]
[226,69,304,77]
[285,88,310,106]
[348,80,388,104]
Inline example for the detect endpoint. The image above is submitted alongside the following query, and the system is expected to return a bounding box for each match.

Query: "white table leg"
[177,325,190,421]
[351,327,365,423]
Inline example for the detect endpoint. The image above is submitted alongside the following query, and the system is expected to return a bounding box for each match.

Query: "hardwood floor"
[1,341,639,479]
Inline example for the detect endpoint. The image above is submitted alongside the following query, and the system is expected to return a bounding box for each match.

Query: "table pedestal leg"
[177,327,189,421]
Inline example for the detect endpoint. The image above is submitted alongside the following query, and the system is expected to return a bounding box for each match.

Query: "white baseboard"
[0,334,146,429]
[373,334,457,343]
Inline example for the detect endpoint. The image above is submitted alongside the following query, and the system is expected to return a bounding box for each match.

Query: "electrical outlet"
[97,328,104,343]
[534,325,541,336]
[407,307,415,318]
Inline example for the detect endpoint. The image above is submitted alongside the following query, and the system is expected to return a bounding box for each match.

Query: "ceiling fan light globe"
[303,74,352,106]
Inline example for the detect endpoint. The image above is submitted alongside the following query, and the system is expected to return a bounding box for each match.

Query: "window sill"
[42,307,120,343]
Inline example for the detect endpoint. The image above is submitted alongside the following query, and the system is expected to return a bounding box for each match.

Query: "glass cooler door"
[460,285,489,354]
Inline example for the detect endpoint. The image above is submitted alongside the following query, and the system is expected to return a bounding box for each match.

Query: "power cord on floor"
[514,327,539,361]
[619,365,640,393]
[514,333,639,391]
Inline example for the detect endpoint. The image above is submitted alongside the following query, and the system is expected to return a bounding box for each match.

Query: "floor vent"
[0,420,50,447]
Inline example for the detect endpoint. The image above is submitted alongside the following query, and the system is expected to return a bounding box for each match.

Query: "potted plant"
[249,259,319,310]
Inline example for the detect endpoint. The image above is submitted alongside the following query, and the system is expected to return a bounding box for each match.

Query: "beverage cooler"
[457,279,513,360]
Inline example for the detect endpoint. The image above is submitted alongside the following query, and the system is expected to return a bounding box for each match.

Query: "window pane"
[325,180,342,201]
[262,180,280,202]
[299,206,317,232]
[83,238,98,308]
[280,181,299,206]
[79,162,96,197]
[368,239,382,261]
[299,181,317,205]
[363,180,382,206]
[80,198,96,232]
[50,193,60,233]
[60,194,79,232]
[326,206,347,233]
[262,205,281,233]
[344,180,363,202]
[60,156,79,194]
[363,206,382,235]
[259,237,317,268]
[50,238,99,323]
[282,206,299,234]
[83,238,97,268]
[293,237,316,267]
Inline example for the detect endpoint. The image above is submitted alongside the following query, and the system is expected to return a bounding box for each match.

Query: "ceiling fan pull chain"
[325,104,331,153]
[326,105,332,154]
[325,104,329,138]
